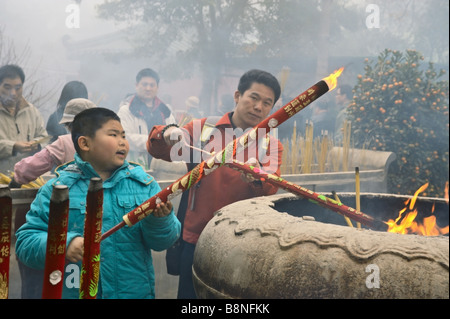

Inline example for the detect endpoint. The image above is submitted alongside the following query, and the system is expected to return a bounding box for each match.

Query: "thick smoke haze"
[1,0,448,300]
[1,0,448,120]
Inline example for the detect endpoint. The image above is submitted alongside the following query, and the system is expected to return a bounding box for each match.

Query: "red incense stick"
[42,185,70,299]
[80,177,103,299]
[101,68,344,241]
[0,185,12,299]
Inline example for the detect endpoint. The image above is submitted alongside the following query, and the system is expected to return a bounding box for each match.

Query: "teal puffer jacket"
[15,154,181,299]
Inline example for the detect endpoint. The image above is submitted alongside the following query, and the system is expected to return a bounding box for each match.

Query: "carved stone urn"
[192,194,449,299]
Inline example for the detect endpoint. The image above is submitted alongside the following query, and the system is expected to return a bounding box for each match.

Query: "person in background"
[15,107,181,299]
[185,96,202,119]
[215,93,235,116]
[0,64,48,175]
[117,68,176,169]
[9,98,96,188]
[147,69,283,299]
[46,81,88,143]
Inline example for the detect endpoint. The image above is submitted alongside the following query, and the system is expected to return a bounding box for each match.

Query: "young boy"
[15,107,180,299]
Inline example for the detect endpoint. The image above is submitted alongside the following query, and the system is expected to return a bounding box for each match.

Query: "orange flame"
[445,181,449,204]
[386,183,449,236]
[322,67,344,91]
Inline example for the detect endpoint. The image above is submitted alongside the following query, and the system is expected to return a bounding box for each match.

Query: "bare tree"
[0,27,58,111]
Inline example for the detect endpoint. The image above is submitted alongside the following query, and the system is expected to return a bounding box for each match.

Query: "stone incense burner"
[192,193,449,299]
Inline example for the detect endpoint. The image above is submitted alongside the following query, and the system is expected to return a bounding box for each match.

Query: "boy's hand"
[153,201,173,218]
[66,237,84,263]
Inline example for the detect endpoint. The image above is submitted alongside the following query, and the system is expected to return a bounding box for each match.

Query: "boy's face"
[232,82,275,130]
[83,119,129,175]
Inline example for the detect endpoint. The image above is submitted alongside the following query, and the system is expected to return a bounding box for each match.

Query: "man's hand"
[13,141,39,154]
[163,127,186,146]
[66,237,84,263]
[153,201,173,218]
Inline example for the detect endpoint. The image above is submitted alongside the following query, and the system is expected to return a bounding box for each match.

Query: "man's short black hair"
[71,107,121,154]
[237,69,281,106]
[136,68,160,84]
[0,64,25,84]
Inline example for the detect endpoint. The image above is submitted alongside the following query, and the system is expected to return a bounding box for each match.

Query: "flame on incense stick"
[322,67,344,91]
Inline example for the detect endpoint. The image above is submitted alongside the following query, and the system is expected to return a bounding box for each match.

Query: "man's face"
[0,77,23,107]
[232,82,275,130]
[135,76,158,102]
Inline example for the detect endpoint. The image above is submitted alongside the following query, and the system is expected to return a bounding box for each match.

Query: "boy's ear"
[77,136,90,152]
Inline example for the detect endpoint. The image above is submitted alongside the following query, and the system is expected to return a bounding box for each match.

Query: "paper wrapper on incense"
[42,185,69,299]
[0,185,12,299]
[79,177,103,299]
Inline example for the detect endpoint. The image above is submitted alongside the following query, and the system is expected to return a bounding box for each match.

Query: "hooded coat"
[15,153,181,299]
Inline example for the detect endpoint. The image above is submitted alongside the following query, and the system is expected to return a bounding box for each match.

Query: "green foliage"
[347,49,449,197]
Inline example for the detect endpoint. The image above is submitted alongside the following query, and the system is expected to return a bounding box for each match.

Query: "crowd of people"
[1,63,348,299]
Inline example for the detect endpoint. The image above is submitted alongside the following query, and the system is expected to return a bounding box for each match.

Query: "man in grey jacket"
[0,64,48,176]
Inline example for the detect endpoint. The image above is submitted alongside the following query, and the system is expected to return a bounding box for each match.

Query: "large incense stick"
[101,68,344,241]
[80,178,103,299]
[42,185,69,299]
[0,185,12,299]
[228,161,388,231]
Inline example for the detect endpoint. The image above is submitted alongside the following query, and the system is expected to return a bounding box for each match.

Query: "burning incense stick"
[101,68,345,241]
[355,167,361,229]
[0,185,12,299]
[42,185,69,299]
[80,178,103,299]
[228,161,387,231]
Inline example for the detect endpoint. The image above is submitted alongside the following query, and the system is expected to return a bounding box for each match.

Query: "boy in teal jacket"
[15,107,181,299]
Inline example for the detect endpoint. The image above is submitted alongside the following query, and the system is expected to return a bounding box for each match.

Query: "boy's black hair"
[136,68,160,85]
[237,69,281,106]
[0,64,25,84]
[71,107,121,154]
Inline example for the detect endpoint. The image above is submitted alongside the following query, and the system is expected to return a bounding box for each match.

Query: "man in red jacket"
[147,69,283,298]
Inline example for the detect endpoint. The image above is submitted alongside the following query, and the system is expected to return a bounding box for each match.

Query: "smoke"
[1,0,448,119]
